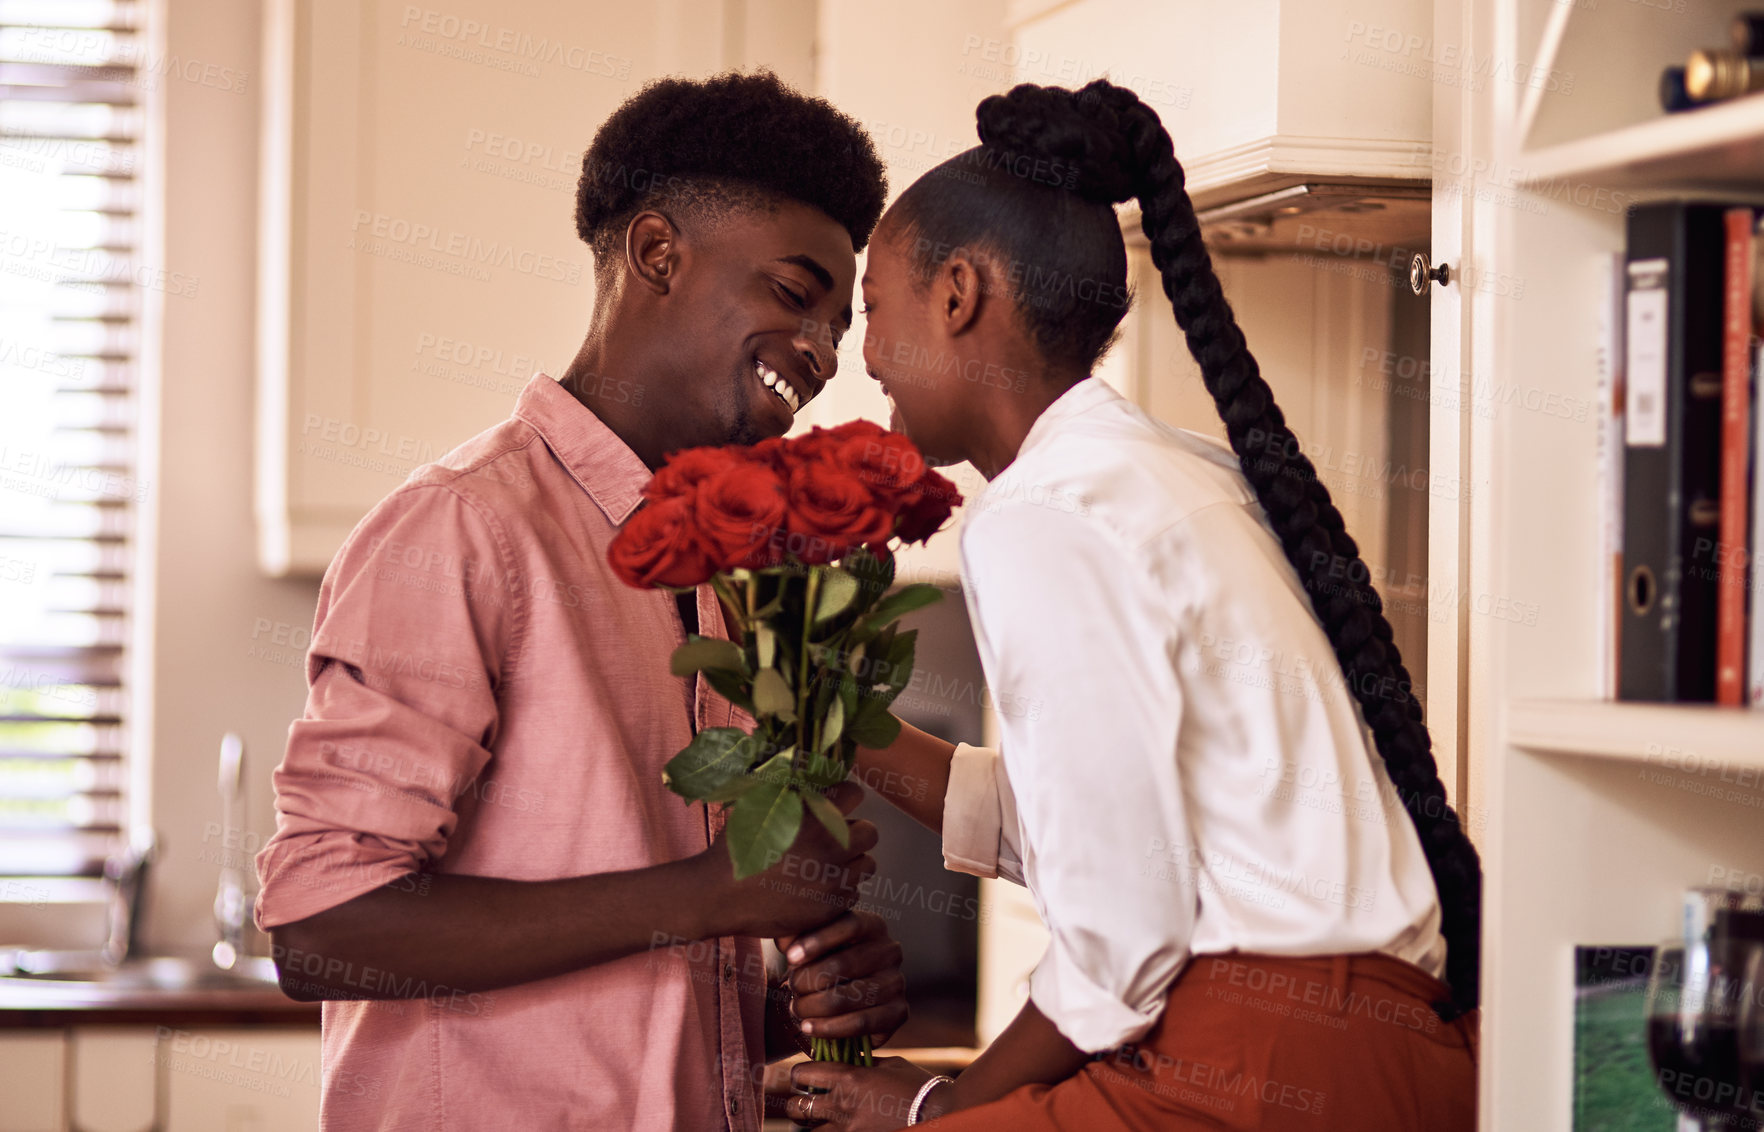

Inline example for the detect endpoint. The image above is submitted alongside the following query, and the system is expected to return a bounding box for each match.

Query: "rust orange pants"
[928,953,1477,1130]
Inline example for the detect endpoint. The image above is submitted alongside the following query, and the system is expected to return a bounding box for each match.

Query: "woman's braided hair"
[895,79,1482,1018]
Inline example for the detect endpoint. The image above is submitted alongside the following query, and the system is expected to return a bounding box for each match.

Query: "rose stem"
[796,566,820,764]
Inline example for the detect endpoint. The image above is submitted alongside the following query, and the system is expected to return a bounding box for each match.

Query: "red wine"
[1649,1017,1754,1119]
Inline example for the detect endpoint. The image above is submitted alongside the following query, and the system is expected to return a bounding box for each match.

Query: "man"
[255,72,906,1130]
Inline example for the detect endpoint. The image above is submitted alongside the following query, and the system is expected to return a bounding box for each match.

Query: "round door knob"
[1410,253,1451,295]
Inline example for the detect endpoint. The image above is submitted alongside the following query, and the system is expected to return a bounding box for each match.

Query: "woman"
[778,80,1480,1130]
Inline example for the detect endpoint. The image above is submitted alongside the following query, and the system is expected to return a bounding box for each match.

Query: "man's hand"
[778,910,908,1047]
[697,781,879,940]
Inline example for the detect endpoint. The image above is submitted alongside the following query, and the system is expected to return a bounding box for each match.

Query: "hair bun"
[974,81,1140,205]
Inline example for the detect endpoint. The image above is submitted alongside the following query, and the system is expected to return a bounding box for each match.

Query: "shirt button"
[728,1094,740,1114]
[723,964,736,982]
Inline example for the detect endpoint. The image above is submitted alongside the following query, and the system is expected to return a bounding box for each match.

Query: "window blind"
[0,0,142,883]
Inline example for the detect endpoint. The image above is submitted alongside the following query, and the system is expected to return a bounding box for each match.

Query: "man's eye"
[775,282,808,308]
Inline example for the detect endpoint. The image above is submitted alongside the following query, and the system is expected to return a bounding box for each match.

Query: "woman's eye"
[859,303,873,316]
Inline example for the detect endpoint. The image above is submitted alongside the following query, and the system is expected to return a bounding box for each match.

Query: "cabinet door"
[256,1,815,576]
[973,877,1048,1046]
[157,1028,322,1132]
[69,1029,156,1132]
[0,1033,65,1132]
[1428,0,1510,838]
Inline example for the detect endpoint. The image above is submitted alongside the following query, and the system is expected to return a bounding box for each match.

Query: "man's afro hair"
[575,70,887,258]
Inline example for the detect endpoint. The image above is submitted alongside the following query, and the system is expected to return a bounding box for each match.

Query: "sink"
[0,949,310,1013]
[0,950,281,990]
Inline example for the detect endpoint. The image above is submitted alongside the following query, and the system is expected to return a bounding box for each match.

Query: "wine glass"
[1646,940,1744,1131]
[1735,927,1764,1131]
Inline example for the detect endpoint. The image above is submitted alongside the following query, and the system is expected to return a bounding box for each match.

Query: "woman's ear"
[625,211,680,295]
[937,250,983,337]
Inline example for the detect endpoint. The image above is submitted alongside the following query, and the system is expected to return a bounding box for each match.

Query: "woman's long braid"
[1085,81,1481,1018]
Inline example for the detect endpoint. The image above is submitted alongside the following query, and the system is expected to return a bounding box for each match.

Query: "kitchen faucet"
[100,827,155,966]
[212,732,249,970]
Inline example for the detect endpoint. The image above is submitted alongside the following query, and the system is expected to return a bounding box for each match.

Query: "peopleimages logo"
[349,211,583,285]
[396,6,630,79]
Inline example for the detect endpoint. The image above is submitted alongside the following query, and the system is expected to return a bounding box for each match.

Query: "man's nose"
[792,321,837,381]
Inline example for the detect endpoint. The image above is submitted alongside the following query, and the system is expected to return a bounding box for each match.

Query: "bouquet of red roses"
[609,420,959,1066]
[608,420,961,853]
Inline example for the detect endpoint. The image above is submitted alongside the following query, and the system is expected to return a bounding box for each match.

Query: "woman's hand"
[780,1057,948,1130]
[779,909,909,1046]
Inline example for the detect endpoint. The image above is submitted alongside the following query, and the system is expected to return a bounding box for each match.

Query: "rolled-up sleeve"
[254,484,522,930]
[960,501,1197,1053]
[940,743,1025,886]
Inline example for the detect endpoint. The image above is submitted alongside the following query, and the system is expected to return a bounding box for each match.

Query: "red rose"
[695,461,788,568]
[784,460,893,563]
[835,430,927,505]
[895,469,962,544]
[789,419,886,464]
[643,446,743,504]
[607,497,717,589]
[747,436,791,473]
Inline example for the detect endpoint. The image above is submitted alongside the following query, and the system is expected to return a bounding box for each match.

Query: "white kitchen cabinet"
[70,1029,156,1132]
[0,1025,322,1132]
[973,878,1049,1046]
[1008,0,1437,210]
[255,0,816,575]
[0,1033,65,1132]
[157,1028,322,1132]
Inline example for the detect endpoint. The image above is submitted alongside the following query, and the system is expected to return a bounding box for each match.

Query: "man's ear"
[937,251,983,338]
[625,211,680,295]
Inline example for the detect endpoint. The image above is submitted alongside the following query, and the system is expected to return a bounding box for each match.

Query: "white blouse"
[941,377,1445,1054]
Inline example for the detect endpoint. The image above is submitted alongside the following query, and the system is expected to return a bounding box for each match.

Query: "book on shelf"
[1619,202,1727,703]
[1717,208,1754,706]
[1596,252,1626,702]
[1751,215,1764,708]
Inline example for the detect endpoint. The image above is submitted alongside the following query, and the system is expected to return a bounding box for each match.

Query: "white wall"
[138,0,318,956]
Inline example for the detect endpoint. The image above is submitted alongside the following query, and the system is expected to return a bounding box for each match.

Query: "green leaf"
[752,667,796,721]
[755,624,776,670]
[670,637,748,678]
[802,788,850,848]
[799,748,849,789]
[860,584,944,632]
[883,629,918,692]
[662,728,760,802]
[703,667,754,711]
[867,624,896,667]
[726,771,804,879]
[814,568,862,626]
[811,664,837,722]
[839,671,859,718]
[847,705,902,749]
[817,695,846,754]
[844,547,896,616]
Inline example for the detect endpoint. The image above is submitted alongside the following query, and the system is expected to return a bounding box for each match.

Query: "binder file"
[1619,202,1727,702]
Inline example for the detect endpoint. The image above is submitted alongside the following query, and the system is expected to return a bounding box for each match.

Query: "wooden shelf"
[1507,699,1764,770]
[1516,95,1764,193]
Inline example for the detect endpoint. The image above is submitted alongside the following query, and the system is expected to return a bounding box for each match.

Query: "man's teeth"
[756,361,801,414]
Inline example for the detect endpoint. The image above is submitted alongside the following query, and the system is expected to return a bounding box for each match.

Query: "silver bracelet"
[908,1075,954,1125]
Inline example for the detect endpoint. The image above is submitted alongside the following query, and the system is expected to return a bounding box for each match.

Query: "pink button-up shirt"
[255,374,766,1131]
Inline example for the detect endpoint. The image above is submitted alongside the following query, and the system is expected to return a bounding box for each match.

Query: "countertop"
[0,953,321,1027]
